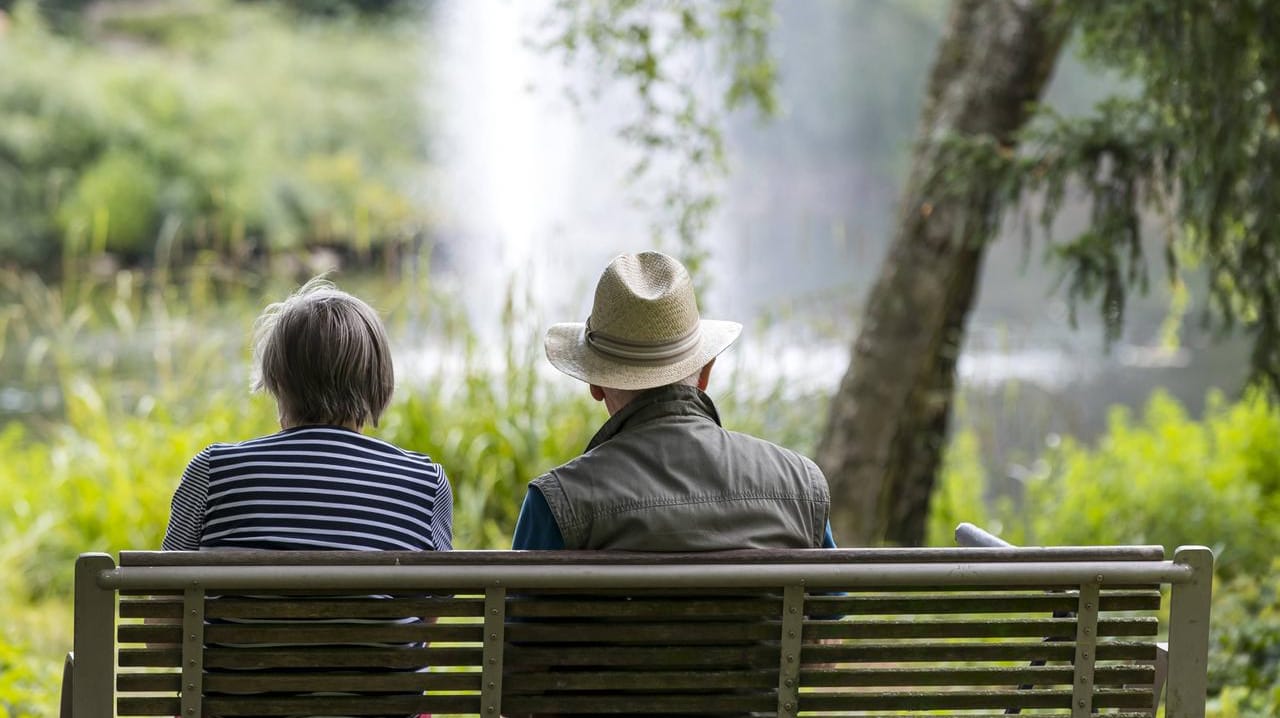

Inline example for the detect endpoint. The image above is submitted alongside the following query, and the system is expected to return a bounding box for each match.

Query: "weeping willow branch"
[537,0,778,281]
[934,0,1280,398]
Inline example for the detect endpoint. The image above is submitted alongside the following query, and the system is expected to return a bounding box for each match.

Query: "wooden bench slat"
[206,597,485,619]
[203,646,481,669]
[802,640,1158,663]
[798,687,1155,711]
[118,620,177,646]
[116,646,485,669]
[505,641,1161,667]
[120,545,1168,566]
[506,597,782,618]
[506,645,779,668]
[120,694,484,717]
[118,670,481,693]
[121,590,1164,619]
[120,614,1158,646]
[118,623,486,646]
[507,621,778,643]
[120,664,1156,694]
[201,622,480,644]
[203,694,479,716]
[119,599,183,619]
[803,616,1158,640]
[118,647,181,668]
[116,696,179,716]
[124,641,1159,670]
[799,664,1155,687]
[805,589,1163,614]
[798,583,1162,592]
[500,617,1159,644]
[504,668,777,692]
[504,693,774,713]
[208,671,480,693]
[116,672,180,692]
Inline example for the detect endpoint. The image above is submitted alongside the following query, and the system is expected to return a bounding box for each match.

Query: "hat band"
[585,322,702,365]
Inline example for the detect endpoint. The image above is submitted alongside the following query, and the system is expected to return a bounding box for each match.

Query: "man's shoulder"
[723,429,830,492]
[534,431,632,479]
[724,428,820,465]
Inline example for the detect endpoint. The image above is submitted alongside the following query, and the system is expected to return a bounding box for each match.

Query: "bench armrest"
[954,522,1013,548]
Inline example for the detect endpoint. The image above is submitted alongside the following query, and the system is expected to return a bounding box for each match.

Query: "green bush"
[58,150,162,256]
[0,1,434,267]
[926,429,993,547]
[1208,566,1280,718]
[931,389,1280,714]
[992,390,1280,578]
[0,628,59,718]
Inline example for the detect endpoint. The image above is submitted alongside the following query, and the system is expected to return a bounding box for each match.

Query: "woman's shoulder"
[339,430,443,469]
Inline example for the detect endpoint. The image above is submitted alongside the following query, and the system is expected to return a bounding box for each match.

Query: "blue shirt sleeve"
[822,521,837,548]
[512,487,565,550]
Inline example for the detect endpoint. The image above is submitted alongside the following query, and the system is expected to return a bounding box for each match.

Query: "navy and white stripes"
[163,426,452,552]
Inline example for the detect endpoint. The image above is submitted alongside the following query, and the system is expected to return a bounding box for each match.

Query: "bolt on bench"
[63,538,1212,717]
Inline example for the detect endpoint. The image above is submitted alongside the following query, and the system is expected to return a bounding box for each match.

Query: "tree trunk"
[816,0,1069,547]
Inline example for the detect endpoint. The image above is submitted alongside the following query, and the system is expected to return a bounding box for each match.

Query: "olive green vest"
[531,385,831,551]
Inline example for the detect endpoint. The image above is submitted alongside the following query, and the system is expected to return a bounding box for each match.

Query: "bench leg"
[60,652,74,718]
[1165,546,1213,718]
[72,553,116,718]
[1151,641,1169,711]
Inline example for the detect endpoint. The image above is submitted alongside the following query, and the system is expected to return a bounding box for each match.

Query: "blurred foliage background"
[0,0,430,268]
[0,1,1276,716]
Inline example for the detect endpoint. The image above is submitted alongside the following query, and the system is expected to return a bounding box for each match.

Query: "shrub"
[931,389,1280,713]
[1208,566,1280,718]
[0,628,60,718]
[1003,390,1280,578]
[58,150,162,256]
[926,429,992,547]
[0,0,434,267]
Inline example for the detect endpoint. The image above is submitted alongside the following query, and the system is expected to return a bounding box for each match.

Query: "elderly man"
[513,250,834,551]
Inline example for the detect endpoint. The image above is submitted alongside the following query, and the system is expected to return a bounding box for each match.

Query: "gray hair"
[252,277,394,428]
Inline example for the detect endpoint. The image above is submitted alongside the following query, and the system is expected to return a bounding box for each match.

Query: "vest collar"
[585,384,722,452]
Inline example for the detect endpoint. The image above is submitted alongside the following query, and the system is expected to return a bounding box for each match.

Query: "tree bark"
[816,0,1069,547]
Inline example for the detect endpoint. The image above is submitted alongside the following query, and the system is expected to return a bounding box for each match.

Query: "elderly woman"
[162,277,452,553]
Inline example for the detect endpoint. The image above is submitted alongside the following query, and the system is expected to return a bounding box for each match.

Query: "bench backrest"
[70,546,1213,717]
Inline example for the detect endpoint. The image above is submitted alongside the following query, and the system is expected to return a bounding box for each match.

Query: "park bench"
[63,532,1213,717]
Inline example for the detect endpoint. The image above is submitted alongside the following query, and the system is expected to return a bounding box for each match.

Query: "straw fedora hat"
[545,251,742,390]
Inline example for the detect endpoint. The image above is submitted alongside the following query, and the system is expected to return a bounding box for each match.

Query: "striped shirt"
[163,426,452,552]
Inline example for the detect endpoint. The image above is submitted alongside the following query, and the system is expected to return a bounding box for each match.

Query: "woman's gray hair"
[252,277,394,428]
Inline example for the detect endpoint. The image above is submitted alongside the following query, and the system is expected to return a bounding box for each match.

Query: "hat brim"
[545,319,742,390]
